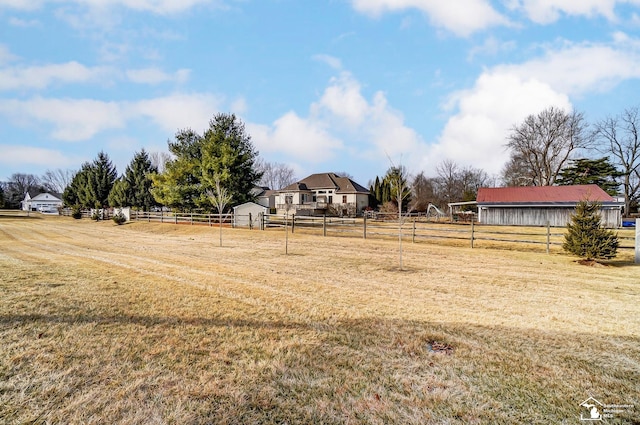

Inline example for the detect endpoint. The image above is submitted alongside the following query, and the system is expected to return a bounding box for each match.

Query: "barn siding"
[479,206,621,228]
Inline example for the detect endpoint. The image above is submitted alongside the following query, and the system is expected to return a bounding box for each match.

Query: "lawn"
[0,215,638,424]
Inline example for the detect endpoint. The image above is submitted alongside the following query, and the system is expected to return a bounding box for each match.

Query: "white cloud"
[349,0,511,36]
[8,17,40,27]
[0,144,81,168]
[496,41,640,95]
[126,67,190,84]
[429,35,640,176]
[312,54,343,70]
[129,93,220,133]
[433,72,571,175]
[249,113,343,163]
[0,0,217,14]
[250,71,425,171]
[511,0,621,24]
[0,93,220,141]
[0,61,113,91]
[0,44,19,64]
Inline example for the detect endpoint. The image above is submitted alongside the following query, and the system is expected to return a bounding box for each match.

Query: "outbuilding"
[233,202,268,228]
[476,185,623,228]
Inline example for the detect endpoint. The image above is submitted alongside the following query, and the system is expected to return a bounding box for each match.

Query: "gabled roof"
[477,185,617,204]
[25,191,63,201]
[280,173,369,194]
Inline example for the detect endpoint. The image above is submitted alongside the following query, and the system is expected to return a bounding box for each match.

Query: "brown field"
[1,214,639,424]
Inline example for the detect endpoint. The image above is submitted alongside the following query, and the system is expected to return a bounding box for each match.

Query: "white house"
[233,202,268,228]
[274,172,370,216]
[21,191,63,214]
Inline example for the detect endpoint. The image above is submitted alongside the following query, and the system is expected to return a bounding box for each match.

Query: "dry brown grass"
[0,215,639,424]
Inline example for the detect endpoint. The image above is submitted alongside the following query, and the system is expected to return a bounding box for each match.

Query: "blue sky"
[1,0,640,187]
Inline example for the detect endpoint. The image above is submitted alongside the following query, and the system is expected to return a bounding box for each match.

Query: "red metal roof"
[477,185,615,204]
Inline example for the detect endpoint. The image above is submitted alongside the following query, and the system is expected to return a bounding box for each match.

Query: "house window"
[312,195,316,202]
[328,195,333,204]
[342,195,347,204]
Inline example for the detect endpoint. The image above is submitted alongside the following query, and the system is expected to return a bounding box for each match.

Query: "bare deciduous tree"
[149,151,172,174]
[385,159,413,270]
[506,107,592,186]
[207,176,233,247]
[595,107,640,215]
[41,169,73,193]
[255,159,296,190]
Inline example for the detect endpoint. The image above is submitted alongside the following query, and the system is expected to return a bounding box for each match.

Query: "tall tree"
[595,107,640,215]
[119,149,158,211]
[556,158,622,196]
[89,151,118,208]
[3,173,44,209]
[63,152,117,208]
[152,113,262,211]
[41,169,73,194]
[506,107,592,186]
[255,158,296,190]
[410,172,437,212]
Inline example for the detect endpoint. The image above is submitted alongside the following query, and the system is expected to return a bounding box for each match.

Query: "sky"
[1,0,640,188]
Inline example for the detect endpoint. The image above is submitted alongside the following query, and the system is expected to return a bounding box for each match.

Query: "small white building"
[233,202,268,228]
[21,191,63,213]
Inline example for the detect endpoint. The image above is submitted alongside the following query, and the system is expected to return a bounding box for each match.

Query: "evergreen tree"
[563,200,619,260]
[108,177,128,207]
[90,151,118,208]
[118,149,158,211]
[556,157,622,196]
[64,163,91,207]
[152,113,262,211]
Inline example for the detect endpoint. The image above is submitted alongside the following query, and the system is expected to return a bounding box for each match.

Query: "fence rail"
[53,208,637,256]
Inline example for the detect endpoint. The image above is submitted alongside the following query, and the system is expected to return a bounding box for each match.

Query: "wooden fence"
[55,208,637,256]
[263,214,637,254]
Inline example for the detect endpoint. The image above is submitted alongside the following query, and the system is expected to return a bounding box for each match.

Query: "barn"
[476,185,623,228]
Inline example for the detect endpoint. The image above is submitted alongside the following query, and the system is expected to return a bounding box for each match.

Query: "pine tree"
[556,157,622,196]
[152,114,262,211]
[563,200,619,260]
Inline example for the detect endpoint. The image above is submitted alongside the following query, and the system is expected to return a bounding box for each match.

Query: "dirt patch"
[576,259,608,267]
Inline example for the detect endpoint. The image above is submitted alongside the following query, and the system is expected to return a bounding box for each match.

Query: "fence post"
[363,214,367,239]
[249,212,252,230]
[175,213,177,225]
[471,219,475,248]
[546,221,550,254]
[636,218,640,264]
[191,212,193,225]
[412,218,416,243]
[161,210,164,223]
[323,214,327,237]
[292,214,295,233]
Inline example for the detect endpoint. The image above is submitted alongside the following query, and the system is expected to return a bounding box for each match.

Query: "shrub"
[563,200,619,260]
[113,212,126,225]
[91,211,101,221]
[71,206,82,220]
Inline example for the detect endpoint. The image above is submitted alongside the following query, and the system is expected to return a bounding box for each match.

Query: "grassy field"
[0,214,638,424]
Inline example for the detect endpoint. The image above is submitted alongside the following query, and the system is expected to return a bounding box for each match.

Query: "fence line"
[56,208,636,255]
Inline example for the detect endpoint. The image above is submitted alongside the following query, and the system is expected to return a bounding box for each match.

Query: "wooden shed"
[477,185,623,228]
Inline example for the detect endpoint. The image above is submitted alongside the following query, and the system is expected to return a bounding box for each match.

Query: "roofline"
[478,202,623,208]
